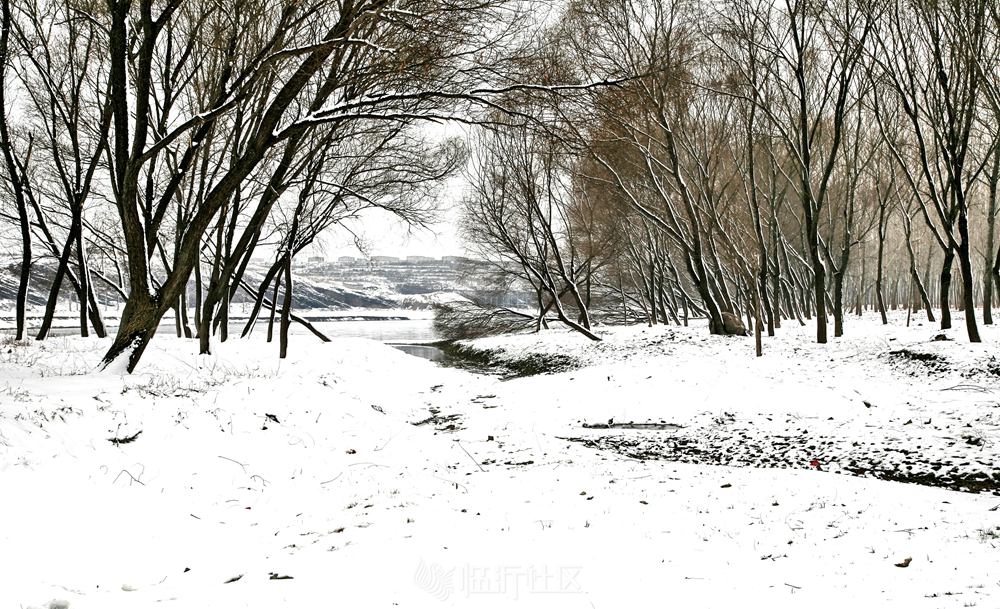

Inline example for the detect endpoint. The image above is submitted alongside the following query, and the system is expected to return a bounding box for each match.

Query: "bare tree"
[0,0,31,339]
[867,0,989,341]
[462,123,600,340]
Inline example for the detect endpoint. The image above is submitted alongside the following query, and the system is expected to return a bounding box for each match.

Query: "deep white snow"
[1,312,999,608]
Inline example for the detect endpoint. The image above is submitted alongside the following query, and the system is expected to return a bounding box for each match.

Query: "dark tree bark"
[279,253,293,359]
[0,2,31,340]
[983,144,999,324]
[939,248,954,330]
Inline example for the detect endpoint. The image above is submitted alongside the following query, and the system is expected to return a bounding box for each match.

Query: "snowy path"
[1,317,999,608]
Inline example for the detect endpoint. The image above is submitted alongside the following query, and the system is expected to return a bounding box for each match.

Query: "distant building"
[442,255,471,265]
[307,256,325,264]
[371,255,400,264]
[337,256,358,265]
[406,255,435,263]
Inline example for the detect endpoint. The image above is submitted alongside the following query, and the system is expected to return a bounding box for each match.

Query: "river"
[18,312,446,360]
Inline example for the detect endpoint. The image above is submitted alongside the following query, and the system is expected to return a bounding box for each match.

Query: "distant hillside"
[293,256,479,308]
[0,257,482,311]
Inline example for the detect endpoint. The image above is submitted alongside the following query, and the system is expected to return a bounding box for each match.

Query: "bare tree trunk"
[906,272,913,327]
[75,223,90,338]
[902,215,935,322]
[857,242,867,316]
[753,280,763,357]
[267,273,281,343]
[219,285,230,342]
[36,218,81,340]
[833,268,847,336]
[769,216,783,328]
[984,144,999,324]
[99,292,161,372]
[535,287,547,331]
[876,217,888,325]
[0,4,30,340]
[237,279,329,343]
[940,247,954,330]
[241,260,282,337]
[279,253,293,358]
[956,216,981,342]
[194,253,203,338]
[993,245,1000,315]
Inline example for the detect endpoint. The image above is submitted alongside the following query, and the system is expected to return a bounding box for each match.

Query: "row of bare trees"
[2,0,998,367]
[459,0,1000,352]
[0,0,567,371]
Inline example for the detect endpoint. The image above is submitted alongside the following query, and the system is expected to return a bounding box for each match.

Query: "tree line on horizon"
[0,0,997,369]
[451,0,1000,357]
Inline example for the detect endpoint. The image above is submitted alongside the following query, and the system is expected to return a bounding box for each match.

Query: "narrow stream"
[391,343,446,361]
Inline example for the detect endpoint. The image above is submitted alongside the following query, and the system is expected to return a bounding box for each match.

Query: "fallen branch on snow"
[108,430,143,445]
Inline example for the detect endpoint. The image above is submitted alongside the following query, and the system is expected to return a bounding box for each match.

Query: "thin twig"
[457,441,486,473]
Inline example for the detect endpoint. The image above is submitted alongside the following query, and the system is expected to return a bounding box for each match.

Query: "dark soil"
[410,407,463,432]
[884,349,950,374]
[963,356,1000,379]
[561,425,1000,495]
[582,421,684,430]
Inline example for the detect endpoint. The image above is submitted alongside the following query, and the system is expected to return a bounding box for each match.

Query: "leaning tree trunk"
[36,216,82,340]
[903,218,935,322]
[681,249,725,335]
[100,293,163,373]
[241,257,284,337]
[909,252,934,323]
[266,273,281,343]
[237,279,330,343]
[939,247,954,330]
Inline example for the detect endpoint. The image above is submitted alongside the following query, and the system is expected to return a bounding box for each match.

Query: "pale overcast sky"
[304,123,472,260]
[303,175,467,260]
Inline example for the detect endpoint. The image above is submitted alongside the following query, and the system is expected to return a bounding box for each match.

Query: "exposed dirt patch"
[410,407,463,432]
[884,348,951,375]
[581,421,684,430]
[963,356,1000,379]
[561,424,1000,496]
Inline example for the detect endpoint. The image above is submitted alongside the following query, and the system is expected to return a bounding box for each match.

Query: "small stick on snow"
[218,455,248,473]
[320,473,343,485]
[941,384,989,393]
[457,441,486,473]
[108,430,143,445]
[114,469,145,486]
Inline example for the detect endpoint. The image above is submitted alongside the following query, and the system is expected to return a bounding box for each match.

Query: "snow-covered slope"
[1,313,999,608]
[0,258,476,314]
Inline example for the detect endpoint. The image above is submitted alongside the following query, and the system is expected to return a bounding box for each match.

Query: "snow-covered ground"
[1,313,999,608]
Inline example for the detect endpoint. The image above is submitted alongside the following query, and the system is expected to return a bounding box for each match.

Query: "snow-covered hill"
[0,257,480,312]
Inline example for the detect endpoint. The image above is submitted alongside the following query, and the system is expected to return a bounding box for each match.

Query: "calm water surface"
[30,315,445,360]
